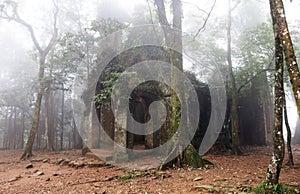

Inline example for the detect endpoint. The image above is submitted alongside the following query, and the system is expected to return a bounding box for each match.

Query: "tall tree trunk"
[44,87,54,151]
[13,107,17,149]
[293,119,300,144]
[261,73,273,145]
[21,110,25,149]
[18,5,58,159]
[73,116,83,149]
[265,14,285,185]
[227,0,240,155]
[269,0,300,119]
[60,85,65,150]
[155,0,204,169]
[21,64,45,159]
[283,93,294,166]
[0,0,58,159]
[8,106,13,149]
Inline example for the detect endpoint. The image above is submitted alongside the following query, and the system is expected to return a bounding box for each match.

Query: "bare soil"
[0,145,299,194]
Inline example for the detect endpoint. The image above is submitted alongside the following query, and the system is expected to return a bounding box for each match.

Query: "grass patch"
[247,181,300,194]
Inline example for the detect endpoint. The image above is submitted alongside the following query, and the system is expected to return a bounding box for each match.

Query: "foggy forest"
[0,0,300,193]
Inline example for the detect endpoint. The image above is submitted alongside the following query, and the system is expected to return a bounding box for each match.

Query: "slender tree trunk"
[60,85,65,150]
[21,64,45,159]
[3,107,8,149]
[293,119,300,144]
[283,93,294,166]
[44,87,54,151]
[73,116,83,149]
[0,0,59,159]
[8,106,13,149]
[68,130,71,150]
[261,73,273,145]
[227,0,240,155]
[266,14,285,185]
[13,107,17,149]
[21,110,25,149]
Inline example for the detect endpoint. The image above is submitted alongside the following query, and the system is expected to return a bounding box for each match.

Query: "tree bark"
[3,107,9,149]
[227,0,240,155]
[292,119,300,144]
[8,106,13,149]
[60,85,65,150]
[269,0,300,119]
[283,94,294,166]
[21,63,45,159]
[155,0,205,169]
[266,7,285,184]
[13,107,17,149]
[21,110,25,149]
[44,87,54,151]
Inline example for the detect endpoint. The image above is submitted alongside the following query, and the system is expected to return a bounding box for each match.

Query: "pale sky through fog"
[2,0,300,49]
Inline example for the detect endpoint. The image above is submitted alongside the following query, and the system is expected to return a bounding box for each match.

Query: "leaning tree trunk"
[270,0,300,119]
[265,10,285,185]
[21,64,45,159]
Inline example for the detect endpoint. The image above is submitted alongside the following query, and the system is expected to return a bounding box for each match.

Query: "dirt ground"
[0,145,299,194]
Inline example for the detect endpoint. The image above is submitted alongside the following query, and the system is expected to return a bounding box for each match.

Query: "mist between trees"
[0,0,300,189]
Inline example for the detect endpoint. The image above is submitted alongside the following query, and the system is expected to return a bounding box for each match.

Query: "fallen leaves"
[0,146,299,193]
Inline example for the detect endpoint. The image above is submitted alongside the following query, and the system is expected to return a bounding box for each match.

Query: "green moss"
[183,144,204,168]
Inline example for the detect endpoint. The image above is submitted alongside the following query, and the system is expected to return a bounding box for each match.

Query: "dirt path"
[0,146,299,194]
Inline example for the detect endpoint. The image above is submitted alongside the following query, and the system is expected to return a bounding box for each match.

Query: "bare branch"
[0,0,59,57]
[43,0,59,57]
[182,1,209,15]
[237,53,275,94]
[231,0,241,12]
[0,0,42,53]
[193,0,216,40]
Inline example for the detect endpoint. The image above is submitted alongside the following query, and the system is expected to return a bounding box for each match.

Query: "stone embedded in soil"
[33,169,39,173]
[68,161,85,168]
[25,164,33,169]
[193,185,215,191]
[8,175,21,182]
[36,171,44,176]
[193,177,203,181]
[55,158,65,165]
[62,159,70,165]
[42,158,49,163]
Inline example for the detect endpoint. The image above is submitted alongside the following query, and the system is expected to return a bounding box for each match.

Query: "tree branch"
[43,0,59,57]
[193,0,216,40]
[154,0,169,27]
[237,53,275,94]
[0,0,43,53]
[0,0,59,57]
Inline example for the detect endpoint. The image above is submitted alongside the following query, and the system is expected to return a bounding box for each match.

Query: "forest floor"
[0,145,300,194]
